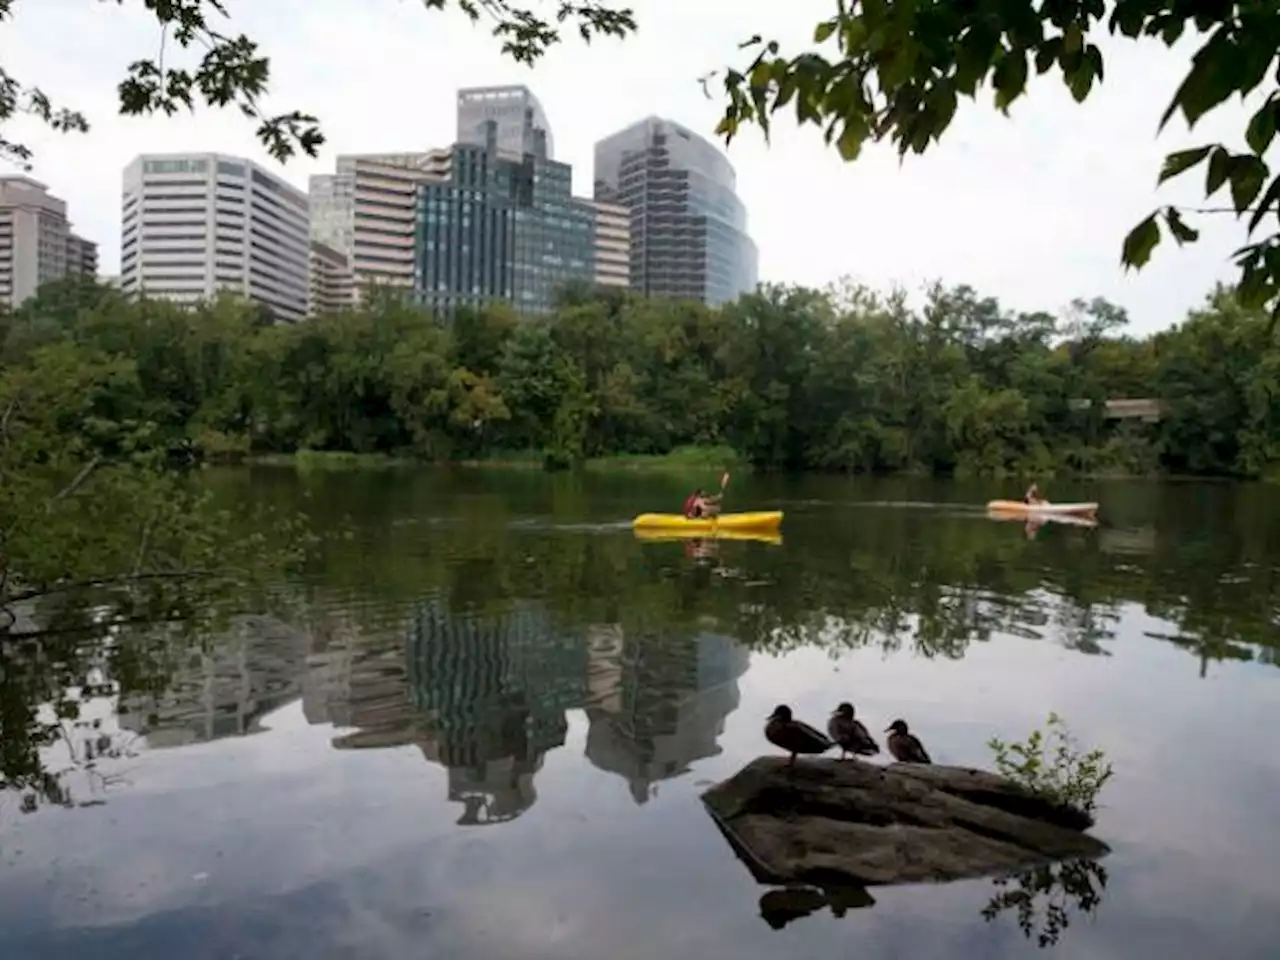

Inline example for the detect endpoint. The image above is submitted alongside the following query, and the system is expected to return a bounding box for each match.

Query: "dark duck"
[885,718,932,764]
[827,702,880,759]
[765,704,833,766]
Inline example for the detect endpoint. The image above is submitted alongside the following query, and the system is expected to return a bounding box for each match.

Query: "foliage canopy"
[4,274,1279,480]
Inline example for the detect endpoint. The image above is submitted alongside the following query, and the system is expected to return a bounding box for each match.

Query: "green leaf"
[1247,175,1280,234]
[1237,256,1272,308]
[1158,146,1213,184]
[1206,147,1230,196]
[1063,24,1083,55]
[1034,38,1062,75]
[836,114,869,161]
[993,49,1028,112]
[1121,213,1161,269]
[773,74,798,111]
[814,19,837,44]
[1161,32,1238,131]
[955,27,997,96]
[1068,63,1095,103]
[1229,155,1269,212]
[1163,207,1199,245]
[1246,99,1277,155]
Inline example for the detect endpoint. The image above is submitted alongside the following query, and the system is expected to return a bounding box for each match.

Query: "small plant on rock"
[988,713,1114,818]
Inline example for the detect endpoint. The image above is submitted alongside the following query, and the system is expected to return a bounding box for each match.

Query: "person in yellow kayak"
[682,487,723,519]
[1024,482,1048,505]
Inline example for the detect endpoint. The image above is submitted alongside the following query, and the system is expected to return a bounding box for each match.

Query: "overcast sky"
[3,0,1265,332]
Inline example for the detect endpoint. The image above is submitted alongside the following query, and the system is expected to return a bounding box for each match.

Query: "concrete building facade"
[308,240,355,316]
[309,151,451,301]
[593,116,758,306]
[120,153,310,322]
[587,199,631,289]
[0,176,97,308]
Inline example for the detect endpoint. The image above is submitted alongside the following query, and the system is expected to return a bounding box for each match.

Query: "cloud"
[3,0,1260,331]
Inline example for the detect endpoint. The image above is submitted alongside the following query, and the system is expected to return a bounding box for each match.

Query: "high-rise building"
[456,85,553,160]
[120,153,310,322]
[66,232,98,279]
[308,240,355,316]
[414,139,594,315]
[587,199,631,289]
[0,176,97,308]
[309,151,451,300]
[593,116,759,306]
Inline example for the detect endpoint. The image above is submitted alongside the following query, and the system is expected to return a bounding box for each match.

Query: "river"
[1,468,1277,959]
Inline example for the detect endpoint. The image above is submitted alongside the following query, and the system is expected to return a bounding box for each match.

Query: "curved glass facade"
[456,85,553,160]
[593,117,758,305]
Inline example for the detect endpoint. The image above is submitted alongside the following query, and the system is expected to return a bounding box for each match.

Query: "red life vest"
[683,493,699,518]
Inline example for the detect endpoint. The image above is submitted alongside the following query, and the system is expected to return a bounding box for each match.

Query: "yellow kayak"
[633,527,783,546]
[631,511,783,533]
[986,500,1099,518]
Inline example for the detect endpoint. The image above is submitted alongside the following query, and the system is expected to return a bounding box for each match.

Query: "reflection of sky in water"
[2,597,1278,960]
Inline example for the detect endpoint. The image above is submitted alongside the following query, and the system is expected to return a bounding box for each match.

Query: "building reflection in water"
[304,599,750,823]
[119,615,313,747]
[402,600,583,825]
[108,596,750,827]
[583,624,749,804]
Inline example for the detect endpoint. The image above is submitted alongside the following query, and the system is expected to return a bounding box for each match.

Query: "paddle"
[713,470,730,525]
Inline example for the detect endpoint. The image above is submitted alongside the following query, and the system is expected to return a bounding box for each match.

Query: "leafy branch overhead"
[709,1,1280,316]
[0,0,637,167]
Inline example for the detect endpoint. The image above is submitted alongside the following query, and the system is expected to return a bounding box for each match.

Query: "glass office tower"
[593,116,758,306]
[415,127,594,315]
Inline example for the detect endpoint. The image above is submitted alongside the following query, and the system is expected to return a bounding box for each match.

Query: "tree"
[0,0,636,167]
[708,2,1280,319]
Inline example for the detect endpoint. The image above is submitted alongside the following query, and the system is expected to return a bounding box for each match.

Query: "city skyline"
[4,1,1253,334]
[99,85,759,317]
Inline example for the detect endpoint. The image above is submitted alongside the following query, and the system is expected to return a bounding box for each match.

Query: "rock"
[701,756,1111,888]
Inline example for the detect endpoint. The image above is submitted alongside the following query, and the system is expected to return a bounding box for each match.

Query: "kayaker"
[1025,483,1048,505]
[683,488,703,518]
[683,488,722,519]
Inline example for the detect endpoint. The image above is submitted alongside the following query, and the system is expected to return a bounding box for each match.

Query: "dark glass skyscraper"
[414,129,595,315]
[593,116,758,306]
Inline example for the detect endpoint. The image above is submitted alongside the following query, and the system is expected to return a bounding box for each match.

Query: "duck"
[827,702,880,759]
[765,704,834,766]
[884,718,932,764]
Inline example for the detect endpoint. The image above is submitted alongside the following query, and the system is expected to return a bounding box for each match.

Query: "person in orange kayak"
[1024,482,1048,505]
[683,487,722,519]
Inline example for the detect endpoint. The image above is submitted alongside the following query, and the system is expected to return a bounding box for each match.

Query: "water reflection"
[1,472,1278,959]
[290,598,750,824]
[982,858,1110,949]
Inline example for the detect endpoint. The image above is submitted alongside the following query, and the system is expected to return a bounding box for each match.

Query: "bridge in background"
[1068,398,1165,423]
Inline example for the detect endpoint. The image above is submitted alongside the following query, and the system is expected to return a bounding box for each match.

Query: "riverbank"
[244,445,746,474]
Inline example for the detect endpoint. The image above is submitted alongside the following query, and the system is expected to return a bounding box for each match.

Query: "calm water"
[2,469,1278,959]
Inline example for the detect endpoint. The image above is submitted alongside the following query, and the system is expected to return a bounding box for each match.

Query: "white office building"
[120,153,310,322]
[0,176,98,309]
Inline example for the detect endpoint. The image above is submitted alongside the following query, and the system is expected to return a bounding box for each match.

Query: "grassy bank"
[245,445,746,474]
[246,450,419,470]
[454,444,745,472]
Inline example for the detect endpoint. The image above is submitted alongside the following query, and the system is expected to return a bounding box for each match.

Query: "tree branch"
[2,569,216,606]
[0,613,188,643]
[132,511,158,578]
[47,456,101,508]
